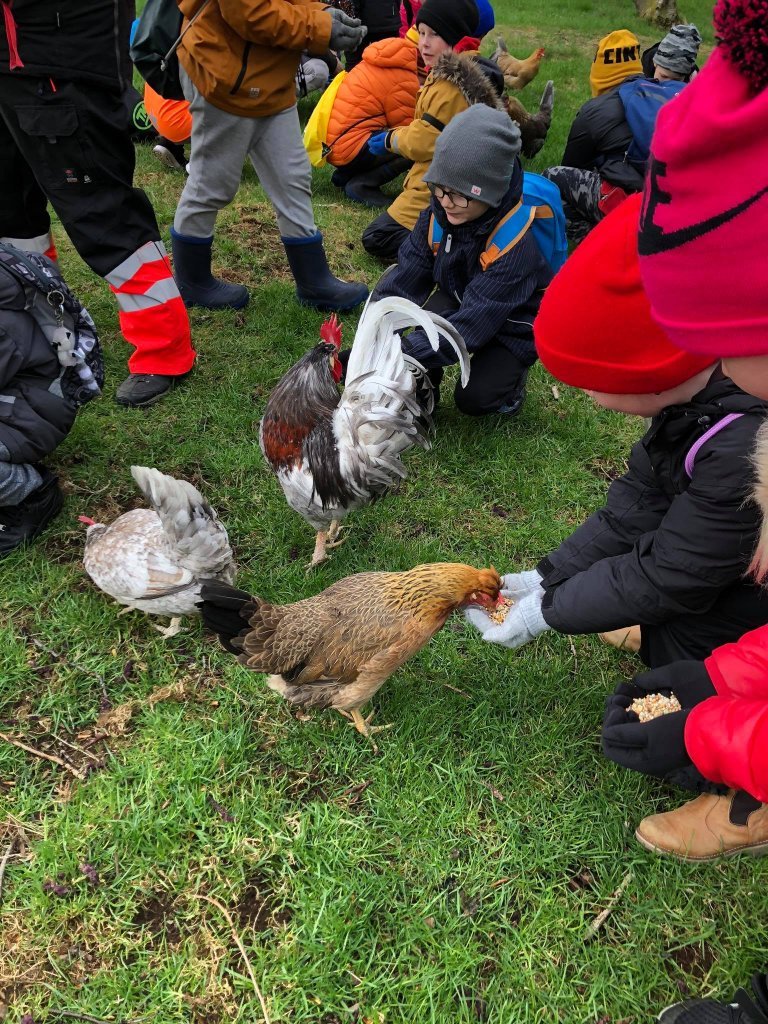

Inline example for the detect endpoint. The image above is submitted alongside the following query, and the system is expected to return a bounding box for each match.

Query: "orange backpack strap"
[478,200,535,270]
[427,213,442,256]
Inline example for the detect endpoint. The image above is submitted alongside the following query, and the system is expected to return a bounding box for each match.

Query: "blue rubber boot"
[170,229,249,310]
[282,232,368,312]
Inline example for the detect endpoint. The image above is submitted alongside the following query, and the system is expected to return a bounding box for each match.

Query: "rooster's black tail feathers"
[199,580,261,654]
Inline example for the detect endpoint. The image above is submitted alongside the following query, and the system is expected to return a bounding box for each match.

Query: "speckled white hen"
[81,466,235,637]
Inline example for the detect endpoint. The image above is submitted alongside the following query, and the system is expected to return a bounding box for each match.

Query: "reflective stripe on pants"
[106,241,195,376]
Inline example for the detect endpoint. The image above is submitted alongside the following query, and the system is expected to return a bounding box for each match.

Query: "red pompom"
[714,0,768,91]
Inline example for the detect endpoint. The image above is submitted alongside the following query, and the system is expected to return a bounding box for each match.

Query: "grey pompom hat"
[423,104,521,209]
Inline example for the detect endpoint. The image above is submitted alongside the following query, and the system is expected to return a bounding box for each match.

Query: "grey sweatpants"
[174,68,316,240]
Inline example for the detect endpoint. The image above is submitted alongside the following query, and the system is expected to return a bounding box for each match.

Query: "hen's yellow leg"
[154,616,184,639]
[326,519,348,548]
[308,530,328,569]
[339,709,393,752]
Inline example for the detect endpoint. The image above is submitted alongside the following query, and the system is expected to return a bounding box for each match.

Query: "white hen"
[259,296,470,566]
[81,466,235,636]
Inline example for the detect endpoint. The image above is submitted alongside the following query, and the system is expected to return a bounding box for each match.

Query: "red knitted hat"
[638,0,768,358]
[534,194,714,394]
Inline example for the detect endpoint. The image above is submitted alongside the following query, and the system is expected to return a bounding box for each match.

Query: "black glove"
[613,659,716,710]
[328,9,367,52]
[602,693,692,779]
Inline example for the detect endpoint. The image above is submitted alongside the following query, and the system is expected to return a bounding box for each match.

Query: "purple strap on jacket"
[684,413,745,478]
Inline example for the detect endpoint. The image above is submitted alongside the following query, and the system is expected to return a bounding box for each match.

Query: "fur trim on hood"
[429,52,507,112]
[750,417,768,580]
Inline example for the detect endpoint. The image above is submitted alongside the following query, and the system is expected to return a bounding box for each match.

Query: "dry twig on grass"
[191,892,271,1023]
[0,838,15,906]
[583,870,634,942]
[0,730,88,781]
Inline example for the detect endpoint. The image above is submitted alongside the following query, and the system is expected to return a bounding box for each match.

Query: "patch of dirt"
[664,941,717,991]
[567,866,597,892]
[236,869,292,933]
[133,891,182,946]
[586,457,625,483]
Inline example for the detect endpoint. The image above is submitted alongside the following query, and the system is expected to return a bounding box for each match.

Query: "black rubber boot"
[282,232,368,312]
[345,157,411,208]
[170,229,249,310]
[0,469,64,557]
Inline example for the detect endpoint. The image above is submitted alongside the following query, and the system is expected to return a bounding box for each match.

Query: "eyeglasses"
[429,183,471,208]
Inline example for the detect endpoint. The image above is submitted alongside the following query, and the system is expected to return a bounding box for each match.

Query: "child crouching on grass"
[598,0,768,866]
[372,104,552,417]
[464,194,768,667]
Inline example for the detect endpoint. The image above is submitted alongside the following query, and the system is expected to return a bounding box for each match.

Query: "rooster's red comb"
[319,313,342,350]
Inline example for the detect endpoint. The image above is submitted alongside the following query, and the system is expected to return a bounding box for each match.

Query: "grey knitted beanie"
[654,23,702,77]
[424,105,521,209]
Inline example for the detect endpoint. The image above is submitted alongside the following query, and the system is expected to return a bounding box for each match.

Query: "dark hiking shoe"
[331,167,352,188]
[344,180,390,208]
[0,470,64,557]
[153,137,188,172]
[659,973,768,1023]
[115,371,190,408]
[497,368,529,417]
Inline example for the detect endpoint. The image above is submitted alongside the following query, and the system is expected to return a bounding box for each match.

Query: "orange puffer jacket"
[325,36,419,167]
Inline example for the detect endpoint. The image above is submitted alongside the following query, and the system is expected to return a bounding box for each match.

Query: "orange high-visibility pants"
[106,241,195,376]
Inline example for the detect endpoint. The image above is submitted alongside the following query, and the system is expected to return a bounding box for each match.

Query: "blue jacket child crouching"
[373,104,553,416]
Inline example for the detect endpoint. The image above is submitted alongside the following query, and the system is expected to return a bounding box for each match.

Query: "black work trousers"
[362,211,411,262]
[640,582,768,669]
[414,288,529,417]
[0,75,160,276]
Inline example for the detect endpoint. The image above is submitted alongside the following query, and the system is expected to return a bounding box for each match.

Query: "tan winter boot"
[636,790,768,862]
[598,625,641,653]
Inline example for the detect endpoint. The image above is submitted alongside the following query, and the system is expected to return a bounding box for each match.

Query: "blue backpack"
[618,76,685,171]
[428,171,568,274]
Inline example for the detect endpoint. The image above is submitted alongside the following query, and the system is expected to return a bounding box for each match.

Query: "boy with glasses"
[372,104,551,416]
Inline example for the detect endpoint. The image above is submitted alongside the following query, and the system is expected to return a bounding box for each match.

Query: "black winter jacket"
[0,275,76,465]
[375,161,552,367]
[539,372,768,635]
[0,0,133,90]
[560,82,644,193]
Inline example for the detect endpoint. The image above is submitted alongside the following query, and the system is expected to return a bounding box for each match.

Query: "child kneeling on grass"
[464,194,768,667]
[0,246,102,557]
[598,0,768,865]
[372,104,552,417]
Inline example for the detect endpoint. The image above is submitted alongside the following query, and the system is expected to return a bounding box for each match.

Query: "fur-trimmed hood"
[427,52,507,112]
[750,417,768,579]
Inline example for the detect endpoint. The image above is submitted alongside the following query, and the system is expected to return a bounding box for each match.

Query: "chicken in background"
[80,466,235,637]
[259,297,470,568]
[200,563,502,745]
[491,39,546,90]
[506,80,555,159]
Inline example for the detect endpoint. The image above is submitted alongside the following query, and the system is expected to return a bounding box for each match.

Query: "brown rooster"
[199,563,501,744]
[505,80,555,159]
[259,297,469,567]
[491,39,546,90]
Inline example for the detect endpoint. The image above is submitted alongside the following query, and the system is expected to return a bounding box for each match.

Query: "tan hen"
[200,563,501,743]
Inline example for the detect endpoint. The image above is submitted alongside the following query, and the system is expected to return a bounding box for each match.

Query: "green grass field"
[3,2,766,1021]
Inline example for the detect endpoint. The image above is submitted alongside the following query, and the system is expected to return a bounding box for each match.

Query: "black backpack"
[130,0,210,101]
[0,245,104,409]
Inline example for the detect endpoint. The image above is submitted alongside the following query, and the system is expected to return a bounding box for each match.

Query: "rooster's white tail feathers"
[332,298,468,501]
[344,296,470,389]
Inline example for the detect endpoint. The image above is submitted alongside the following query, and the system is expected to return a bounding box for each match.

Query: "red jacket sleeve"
[704,622,768,700]
[685,697,768,803]
[684,623,768,802]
